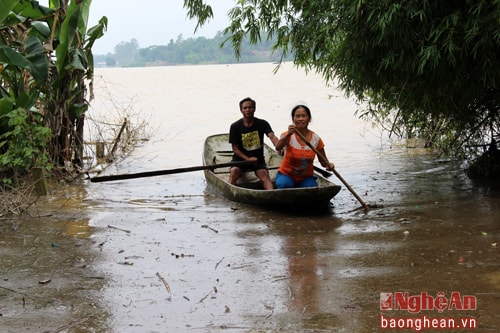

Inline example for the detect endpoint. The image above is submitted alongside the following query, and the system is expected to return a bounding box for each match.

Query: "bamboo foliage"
[184,0,500,157]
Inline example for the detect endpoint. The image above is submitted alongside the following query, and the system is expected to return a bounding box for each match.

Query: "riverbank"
[2,62,498,332]
[1,157,499,332]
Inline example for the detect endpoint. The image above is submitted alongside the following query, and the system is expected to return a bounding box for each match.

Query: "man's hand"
[247,156,258,164]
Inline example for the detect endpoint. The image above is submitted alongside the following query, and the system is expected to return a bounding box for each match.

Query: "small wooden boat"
[203,133,341,208]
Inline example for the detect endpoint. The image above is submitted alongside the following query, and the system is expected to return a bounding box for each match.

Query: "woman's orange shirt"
[278,131,324,182]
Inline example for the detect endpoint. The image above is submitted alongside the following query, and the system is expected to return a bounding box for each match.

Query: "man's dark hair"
[239,97,256,110]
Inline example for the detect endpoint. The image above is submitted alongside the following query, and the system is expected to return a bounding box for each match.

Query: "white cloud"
[44,0,234,54]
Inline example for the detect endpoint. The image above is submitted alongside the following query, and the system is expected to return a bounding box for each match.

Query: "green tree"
[105,54,116,67]
[44,0,107,167]
[132,33,287,66]
[0,0,106,182]
[114,38,139,66]
[184,0,500,158]
[0,0,52,182]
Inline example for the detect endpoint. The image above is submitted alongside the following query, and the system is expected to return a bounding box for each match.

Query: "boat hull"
[203,134,341,208]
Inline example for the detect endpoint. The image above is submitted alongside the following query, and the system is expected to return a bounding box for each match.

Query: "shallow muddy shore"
[2,63,499,332]
[1,165,499,332]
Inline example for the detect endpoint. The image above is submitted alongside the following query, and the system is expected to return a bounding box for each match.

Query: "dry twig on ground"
[0,182,37,218]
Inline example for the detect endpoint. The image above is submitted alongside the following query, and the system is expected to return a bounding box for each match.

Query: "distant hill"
[94,32,293,67]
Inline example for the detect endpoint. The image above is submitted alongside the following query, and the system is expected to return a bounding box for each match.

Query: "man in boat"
[229,97,279,190]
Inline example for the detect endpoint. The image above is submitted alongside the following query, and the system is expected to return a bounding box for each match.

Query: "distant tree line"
[95,32,292,67]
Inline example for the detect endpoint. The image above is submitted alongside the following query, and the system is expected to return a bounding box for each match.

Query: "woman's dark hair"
[291,104,312,119]
[239,97,256,110]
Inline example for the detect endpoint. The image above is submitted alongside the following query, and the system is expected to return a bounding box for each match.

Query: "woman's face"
[293,107,310,128]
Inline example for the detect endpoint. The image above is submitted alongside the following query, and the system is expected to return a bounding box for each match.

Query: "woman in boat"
[275,104,335,189]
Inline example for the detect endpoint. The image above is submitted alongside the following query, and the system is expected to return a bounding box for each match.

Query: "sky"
[45,1,234,55]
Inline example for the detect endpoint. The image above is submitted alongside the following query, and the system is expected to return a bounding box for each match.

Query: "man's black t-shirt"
[229,117,273,163]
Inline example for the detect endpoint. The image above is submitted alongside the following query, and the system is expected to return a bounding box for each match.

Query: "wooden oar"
[294,130,370,210]
[90,161,252,183]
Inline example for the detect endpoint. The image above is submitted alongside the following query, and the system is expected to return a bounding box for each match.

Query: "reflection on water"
[270,218,341,316]
[2,63,500,332]
[0,181,110,332]
[86,63,499,332]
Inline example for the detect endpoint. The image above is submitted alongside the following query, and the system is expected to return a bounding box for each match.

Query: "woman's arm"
[275,125,295,151]
[317,147,335,170]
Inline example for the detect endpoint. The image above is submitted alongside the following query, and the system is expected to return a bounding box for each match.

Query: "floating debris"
[171,252,194,259]
[108,225,131,234]
[156,272,172,301]
[201,224,218,233]
[398,218,412,225]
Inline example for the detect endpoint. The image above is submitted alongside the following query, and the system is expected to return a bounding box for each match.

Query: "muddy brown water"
[2,63,500,332]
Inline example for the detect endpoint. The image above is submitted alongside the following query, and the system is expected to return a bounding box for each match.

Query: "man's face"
[240,101,255,118]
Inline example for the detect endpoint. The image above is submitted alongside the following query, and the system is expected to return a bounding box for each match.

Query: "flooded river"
[1,63,499,332]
